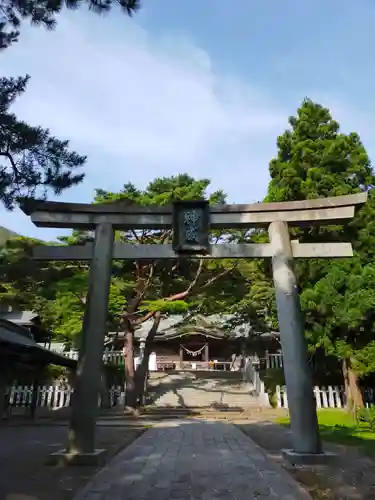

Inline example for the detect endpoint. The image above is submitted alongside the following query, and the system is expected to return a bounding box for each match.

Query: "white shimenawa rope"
[181,343,208,357]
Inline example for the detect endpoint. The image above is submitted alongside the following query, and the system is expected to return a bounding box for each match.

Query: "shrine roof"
[0,318,76,368]
[1,309,38,326]
[107,314,278,342]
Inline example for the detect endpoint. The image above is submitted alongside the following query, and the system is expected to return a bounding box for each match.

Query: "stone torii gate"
[21,192,366,463]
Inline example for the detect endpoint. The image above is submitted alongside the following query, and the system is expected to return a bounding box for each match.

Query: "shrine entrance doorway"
[180,340,208,362]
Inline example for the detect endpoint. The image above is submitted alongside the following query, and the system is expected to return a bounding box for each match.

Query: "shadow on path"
[73,419,311,500]
[147,371,257,411]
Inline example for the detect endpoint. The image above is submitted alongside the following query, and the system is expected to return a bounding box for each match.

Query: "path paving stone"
[73,420,311,500]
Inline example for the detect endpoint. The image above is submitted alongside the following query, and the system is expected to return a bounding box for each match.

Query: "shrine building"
[106,315,279,371]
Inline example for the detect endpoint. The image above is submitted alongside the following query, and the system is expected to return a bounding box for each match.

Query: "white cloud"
[0,12,289,238]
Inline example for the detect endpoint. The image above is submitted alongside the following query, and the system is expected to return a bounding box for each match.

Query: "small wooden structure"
[0,308,52,345]
[0,317,76,419]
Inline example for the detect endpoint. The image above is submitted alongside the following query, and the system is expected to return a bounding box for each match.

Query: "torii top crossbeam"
[21,192,367,230]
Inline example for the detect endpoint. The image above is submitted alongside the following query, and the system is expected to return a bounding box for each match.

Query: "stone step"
[162,403,259,406]
[149,370,244,380]
[142,406,259,414]
[153,397,261,408]
[146,371,263,409]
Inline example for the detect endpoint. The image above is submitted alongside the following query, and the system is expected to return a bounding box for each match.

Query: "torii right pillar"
[269,220,322,455]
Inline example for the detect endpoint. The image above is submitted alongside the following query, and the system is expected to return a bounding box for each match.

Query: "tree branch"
[122,263,155,320]
[131,229,141,243]
[72,291,86,306]
[148,310,161,338]
[134,310,155,325]
[137,263,154,304]
[0,151,21,179]
[133,257,204,325]
[200,265,236,290]
[160,229,172,243]
[133,260,234,324]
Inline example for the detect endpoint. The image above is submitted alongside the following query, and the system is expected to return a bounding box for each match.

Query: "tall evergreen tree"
[267,98,374,203]
[265,98,375,410]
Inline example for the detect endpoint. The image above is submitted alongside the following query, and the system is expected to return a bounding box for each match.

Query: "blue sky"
[1,0,375,240]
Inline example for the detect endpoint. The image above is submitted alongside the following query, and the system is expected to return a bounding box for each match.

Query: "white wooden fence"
[5,384,123,411]
[266,352,283,369]
[276,385,375,409]
[265,352,322,370]
[64,350,158,370]
[64,349,124,365]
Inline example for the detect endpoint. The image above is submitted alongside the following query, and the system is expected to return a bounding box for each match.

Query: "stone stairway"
[147,371,263,409]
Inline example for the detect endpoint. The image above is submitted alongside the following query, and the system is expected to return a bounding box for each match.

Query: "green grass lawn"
[277,409,375,457]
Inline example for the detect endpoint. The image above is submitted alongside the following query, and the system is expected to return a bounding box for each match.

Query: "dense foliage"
[267,99,374,203]
[0,0,141,209]
[0,174,240,339]
[3,98,375,411]
[0,0,140,49]
[266,98,375,408]
[0,76,86,209]
[0,174,245,406]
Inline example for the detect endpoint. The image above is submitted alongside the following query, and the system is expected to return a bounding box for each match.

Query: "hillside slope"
[0,226,18,246]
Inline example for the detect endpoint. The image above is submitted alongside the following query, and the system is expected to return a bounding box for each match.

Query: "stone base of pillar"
[46,448,106,466]
[282,449,337,465]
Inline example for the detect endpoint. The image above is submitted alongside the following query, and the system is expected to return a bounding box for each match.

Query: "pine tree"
[0,75,86,209]
[0,0,141,208]
[0,0,140,49]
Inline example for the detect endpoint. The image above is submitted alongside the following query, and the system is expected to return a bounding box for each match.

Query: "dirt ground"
[0,421,145,500]
[236,413,375,500]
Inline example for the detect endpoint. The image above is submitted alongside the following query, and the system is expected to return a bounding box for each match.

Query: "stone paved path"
[74,420,311,500]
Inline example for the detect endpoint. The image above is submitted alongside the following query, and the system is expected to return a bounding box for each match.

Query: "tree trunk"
[134,357,148,406]
[342,358,364,415]
[134,313,161,405]
[124,329,137,413]
[99,370,111,409]
[121,266,155,413]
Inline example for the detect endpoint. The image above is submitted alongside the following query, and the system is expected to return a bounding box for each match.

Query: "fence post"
[335,386,343,408]
[283,385,288,408]
[328,386,335,407]
[321,387,328,408]
[314,386,321,408]
[276,385,281,407]
[265,350,269,369]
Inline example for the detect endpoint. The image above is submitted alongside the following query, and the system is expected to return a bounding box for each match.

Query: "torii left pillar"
[50,222,114,464]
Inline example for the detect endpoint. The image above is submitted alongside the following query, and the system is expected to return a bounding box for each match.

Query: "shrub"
[356,405,375,431]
